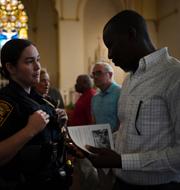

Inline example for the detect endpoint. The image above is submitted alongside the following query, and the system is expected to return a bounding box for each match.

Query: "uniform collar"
[9,80,29,97]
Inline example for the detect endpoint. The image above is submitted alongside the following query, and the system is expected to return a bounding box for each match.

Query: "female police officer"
[0,39,70,189]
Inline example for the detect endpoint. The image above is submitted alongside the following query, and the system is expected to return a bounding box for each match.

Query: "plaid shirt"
[114,47,180,185]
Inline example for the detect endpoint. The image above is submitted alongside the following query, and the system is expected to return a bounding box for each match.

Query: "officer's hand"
[55,108,68,126]
[26,110,50,136]
[85,145,122,168]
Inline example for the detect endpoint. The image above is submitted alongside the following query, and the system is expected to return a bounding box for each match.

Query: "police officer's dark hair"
[0,38,33,79]
[103,9,150,41]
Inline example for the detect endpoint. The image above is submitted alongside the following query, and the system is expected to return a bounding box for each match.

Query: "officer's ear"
[5,62,16,75]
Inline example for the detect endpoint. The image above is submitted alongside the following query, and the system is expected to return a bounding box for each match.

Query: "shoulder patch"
[0,100,13,127]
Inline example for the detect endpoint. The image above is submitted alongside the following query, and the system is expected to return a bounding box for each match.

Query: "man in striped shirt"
[86,10,180,190]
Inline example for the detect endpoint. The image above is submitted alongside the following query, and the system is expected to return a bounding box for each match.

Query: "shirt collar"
[99,82,116,96]
[135,47,169,75]
[9,80,29,97]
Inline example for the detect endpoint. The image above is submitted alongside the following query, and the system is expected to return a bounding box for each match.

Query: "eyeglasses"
[90,71,108,78]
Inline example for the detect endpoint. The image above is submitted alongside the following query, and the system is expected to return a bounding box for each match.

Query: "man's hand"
[85,145,122,168]
[65,139,88,159]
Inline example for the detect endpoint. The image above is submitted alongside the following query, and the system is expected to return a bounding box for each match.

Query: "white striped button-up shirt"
[114,47,180,185]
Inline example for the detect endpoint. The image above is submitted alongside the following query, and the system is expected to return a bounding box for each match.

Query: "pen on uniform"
[135,100,142,135]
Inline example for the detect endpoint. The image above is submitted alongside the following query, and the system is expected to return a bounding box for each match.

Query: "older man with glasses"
[90,62,121,190]
[91,62,121,133]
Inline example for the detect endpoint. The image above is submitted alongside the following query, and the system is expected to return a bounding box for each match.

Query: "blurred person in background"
[34,68,64,108]
[68,74,96,126]
[68,74,98,190]
[91,62,121,133]
[90,62,121,190]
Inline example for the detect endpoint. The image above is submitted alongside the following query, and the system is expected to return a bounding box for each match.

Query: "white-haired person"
[91,62,121,133]
[90,62,121,190]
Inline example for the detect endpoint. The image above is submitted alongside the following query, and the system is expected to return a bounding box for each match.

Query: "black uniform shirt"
[0,80,61,141]
[0,80,63,186]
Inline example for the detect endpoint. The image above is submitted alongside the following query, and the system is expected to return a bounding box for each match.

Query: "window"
[0,0,28,48]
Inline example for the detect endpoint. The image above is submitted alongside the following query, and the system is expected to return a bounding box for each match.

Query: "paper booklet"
[67,123,114,154]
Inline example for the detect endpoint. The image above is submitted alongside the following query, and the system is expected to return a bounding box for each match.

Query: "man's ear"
[5,63,16,75]
[109,72,113,79]
[128,27,137,41]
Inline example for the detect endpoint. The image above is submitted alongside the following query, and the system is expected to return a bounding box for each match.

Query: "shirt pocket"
[131,97,170,136]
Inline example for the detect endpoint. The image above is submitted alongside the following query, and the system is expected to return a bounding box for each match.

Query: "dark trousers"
[112,178,180,190]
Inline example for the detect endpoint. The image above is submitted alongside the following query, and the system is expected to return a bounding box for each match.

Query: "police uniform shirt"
[0,80,62,188]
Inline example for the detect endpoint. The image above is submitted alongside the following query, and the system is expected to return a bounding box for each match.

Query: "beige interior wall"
[142,0,158,47]
[55,0,86,104]
[157,0,180,58]
[59,20,84,104]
